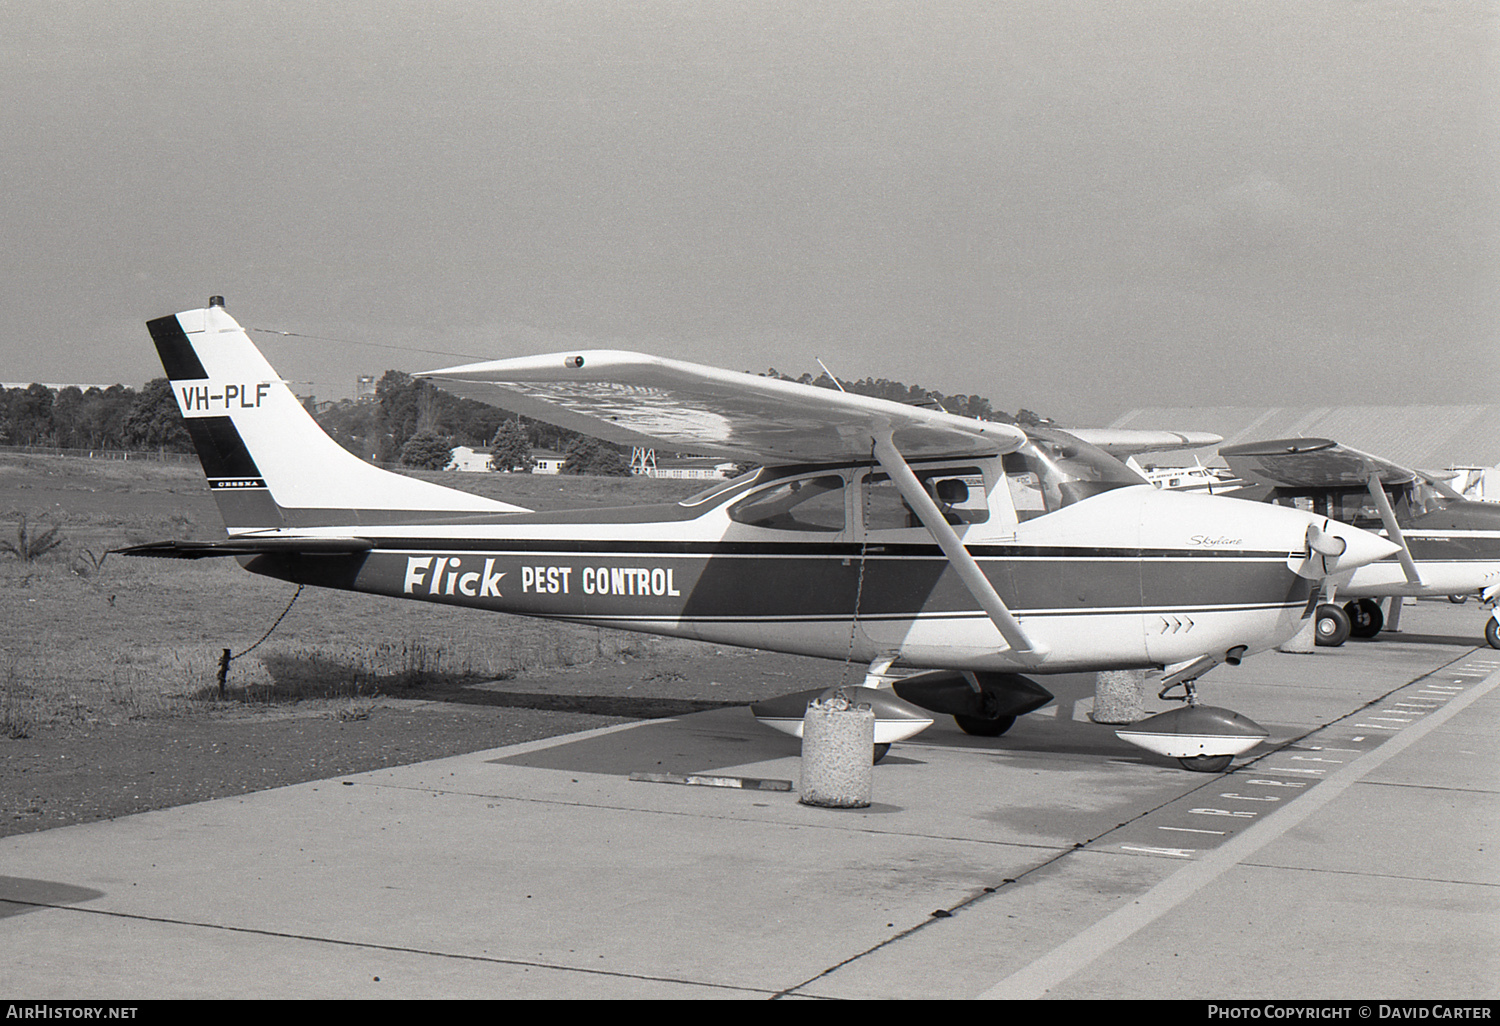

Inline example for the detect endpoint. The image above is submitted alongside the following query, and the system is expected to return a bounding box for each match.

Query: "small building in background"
[531,449,566,475]
[650,457,739,480]
[445,445,494,473]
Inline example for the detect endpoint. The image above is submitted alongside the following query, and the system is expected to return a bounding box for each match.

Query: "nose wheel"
[1115,676,1268,772]
[1177,754,1234,773]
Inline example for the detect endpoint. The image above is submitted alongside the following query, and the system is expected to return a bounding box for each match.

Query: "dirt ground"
[0,646,839,839]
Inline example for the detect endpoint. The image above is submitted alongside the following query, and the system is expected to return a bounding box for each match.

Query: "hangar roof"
[1103,405,1500,470]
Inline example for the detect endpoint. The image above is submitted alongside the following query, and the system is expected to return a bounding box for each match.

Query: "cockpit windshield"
[1002,426,1146,519]
[1406,480,1458,519]
[679,467,762,507]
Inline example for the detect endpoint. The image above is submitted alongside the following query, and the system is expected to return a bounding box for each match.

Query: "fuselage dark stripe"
[520,602,1303,626]
[279,538,1297,560]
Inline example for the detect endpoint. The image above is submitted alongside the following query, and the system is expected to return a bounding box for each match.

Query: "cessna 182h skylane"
[1219,438,1500,650]
[123,300,1399,771]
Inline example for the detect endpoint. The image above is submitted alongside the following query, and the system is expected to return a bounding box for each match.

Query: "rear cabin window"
[728,475,846,532]
[680,467,762,507]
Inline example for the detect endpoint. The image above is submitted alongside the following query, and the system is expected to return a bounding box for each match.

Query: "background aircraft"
[1220,438,1500,649]
[1123,456,1243,495]
[1439,465,1500,503]
[124,300,1399,770]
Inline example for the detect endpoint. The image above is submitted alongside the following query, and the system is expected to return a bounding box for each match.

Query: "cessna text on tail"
[123,300,1400,770]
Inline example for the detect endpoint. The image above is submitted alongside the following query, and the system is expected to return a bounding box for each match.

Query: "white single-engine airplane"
[123,299,1400,771]
[1219,438,1500,649]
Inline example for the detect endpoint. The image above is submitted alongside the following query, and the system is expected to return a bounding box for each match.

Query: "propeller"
[1307,520,1347,557]
[1293,519,1347,579]
[1289,514,1403,581]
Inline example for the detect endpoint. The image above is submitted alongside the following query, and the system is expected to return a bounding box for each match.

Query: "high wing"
[1066,428,1223,457]
[424,349,1038,658]
[419,350,1027,465]
[1219,438,1416,490]
[1220,437,1422,585]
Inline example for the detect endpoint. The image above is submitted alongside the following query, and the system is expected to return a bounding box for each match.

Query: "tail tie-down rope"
[216,584,304,695]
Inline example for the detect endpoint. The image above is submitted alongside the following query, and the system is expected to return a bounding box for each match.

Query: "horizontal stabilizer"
[1116,705,1268,760]
[116,537,374,560]
[749,686,935,745]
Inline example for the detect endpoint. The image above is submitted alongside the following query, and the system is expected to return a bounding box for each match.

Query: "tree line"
[0,379,189,453]
[760,368,1047,426]
[2,367,1046,472]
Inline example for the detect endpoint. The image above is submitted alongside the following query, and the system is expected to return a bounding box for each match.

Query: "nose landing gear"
[1114,664,1268,772]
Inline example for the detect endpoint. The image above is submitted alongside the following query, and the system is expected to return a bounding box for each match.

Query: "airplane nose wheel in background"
[872,744,890,763]
[1315,603,1351,646]
[1344,598,1384,638]
[1177,754,1234,773]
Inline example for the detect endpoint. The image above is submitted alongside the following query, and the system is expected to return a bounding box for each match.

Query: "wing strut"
[871,434,1047,662]
[1364,474,1423,586]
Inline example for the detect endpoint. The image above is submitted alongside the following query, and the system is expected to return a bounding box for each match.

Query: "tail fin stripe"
[184,417,264,481]
[146,315,209,381]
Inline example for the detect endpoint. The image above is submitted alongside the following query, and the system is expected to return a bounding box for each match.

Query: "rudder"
[150,298,528,533]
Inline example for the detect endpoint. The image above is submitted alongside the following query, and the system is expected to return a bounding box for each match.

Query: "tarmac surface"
[1,601,1496,1000]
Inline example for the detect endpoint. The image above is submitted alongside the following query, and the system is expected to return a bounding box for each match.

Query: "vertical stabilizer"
[149,300,529,533]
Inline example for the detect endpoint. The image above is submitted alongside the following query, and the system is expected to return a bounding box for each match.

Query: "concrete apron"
[0,602,1494,999]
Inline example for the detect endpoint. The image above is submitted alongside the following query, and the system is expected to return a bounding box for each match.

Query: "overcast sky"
[2,0,1495,424]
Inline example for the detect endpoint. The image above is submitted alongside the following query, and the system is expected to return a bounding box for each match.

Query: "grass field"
[0,454,736,736]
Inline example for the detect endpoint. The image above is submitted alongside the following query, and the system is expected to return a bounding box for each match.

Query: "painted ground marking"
[978,661,1500,1000]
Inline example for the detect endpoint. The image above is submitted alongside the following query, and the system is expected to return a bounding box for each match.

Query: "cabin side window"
[727,474,846,532]
[1271,486,1423,529]
[1002,453,1048,521]
[860,468,989,531]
